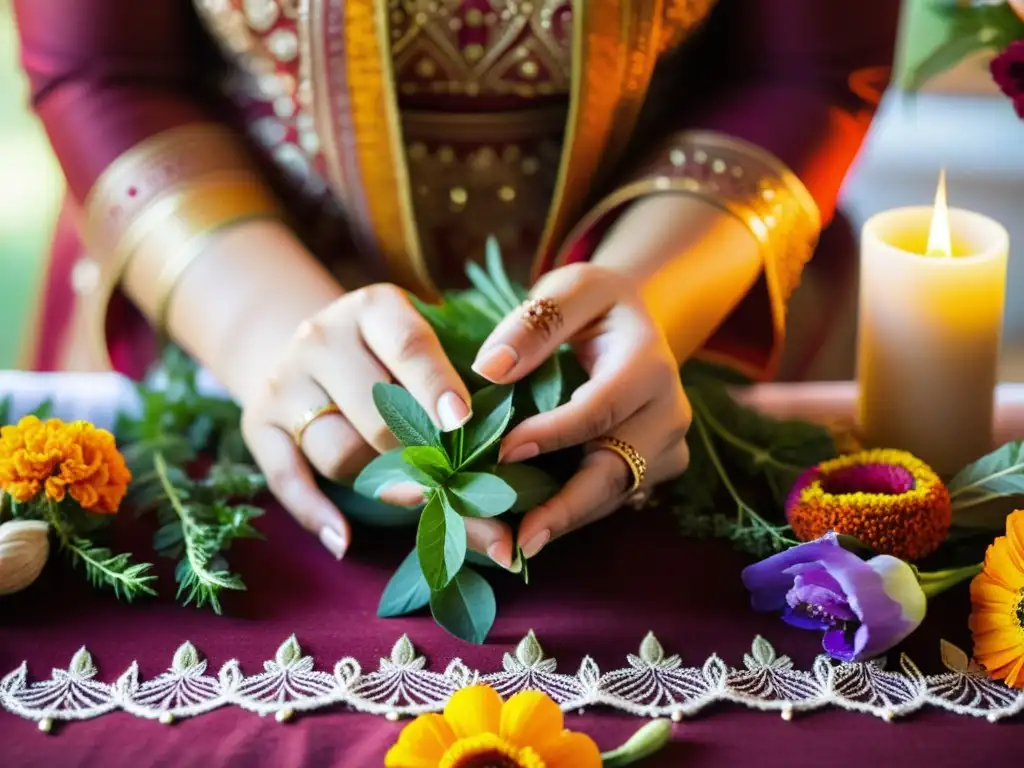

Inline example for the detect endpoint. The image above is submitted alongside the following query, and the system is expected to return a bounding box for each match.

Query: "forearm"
[124,218,344,403]
[591,195,762,364]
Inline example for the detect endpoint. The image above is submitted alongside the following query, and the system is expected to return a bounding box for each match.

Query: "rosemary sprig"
[44,500,157,602]
[117,347,266,613]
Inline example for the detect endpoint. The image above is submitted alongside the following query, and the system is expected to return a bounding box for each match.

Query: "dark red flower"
[990,41,1024,119]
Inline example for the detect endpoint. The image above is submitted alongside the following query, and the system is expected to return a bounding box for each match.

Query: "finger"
[378,482,428,507]
[465,517,514,569]
[498,358,658,461]
[244,423,352,560]
[516,404,688,559]
[471,263,631,383]
[355,285,473,433]
[303,333,402,455]
[280,379,379,481]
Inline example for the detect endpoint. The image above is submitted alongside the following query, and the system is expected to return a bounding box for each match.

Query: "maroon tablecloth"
[2,501,1021,767]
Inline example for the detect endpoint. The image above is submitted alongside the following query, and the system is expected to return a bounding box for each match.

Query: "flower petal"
[535,731,602,768]
[1005,510,1024,568]
[499,690,564,751]
[839,555,924,661]
[970,576,1018,608]
[984,538,1024,590]
[442,684,503,740]
[385,714,456,768]
[742,534,849,612]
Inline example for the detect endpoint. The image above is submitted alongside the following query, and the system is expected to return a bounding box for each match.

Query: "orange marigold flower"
[969,510,1024,689]
[0,415,131,514]
[785,449,951,561]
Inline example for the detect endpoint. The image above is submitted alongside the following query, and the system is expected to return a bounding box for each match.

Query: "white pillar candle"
[857,177,1009,476]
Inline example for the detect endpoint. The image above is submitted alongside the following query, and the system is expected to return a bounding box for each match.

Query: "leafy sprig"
[42,500,157,601]
[358,382,557,643]
[116,347,266,613]
[668,370,836,557]
[904,1,1024,91]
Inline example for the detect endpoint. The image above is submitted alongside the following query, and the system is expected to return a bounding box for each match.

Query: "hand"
[240,284,474,560]
[471,262,692,565]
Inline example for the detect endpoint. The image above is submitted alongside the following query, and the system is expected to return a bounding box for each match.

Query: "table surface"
[2,377,1024,766]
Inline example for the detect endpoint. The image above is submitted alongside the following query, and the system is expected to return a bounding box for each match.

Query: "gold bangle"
[84,124,258,255]
[153,212,278,338]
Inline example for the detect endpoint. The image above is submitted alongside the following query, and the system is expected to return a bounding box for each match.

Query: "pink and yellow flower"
[785,449,951,561]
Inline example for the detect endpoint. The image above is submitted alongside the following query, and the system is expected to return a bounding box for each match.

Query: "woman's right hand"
[239,283,475,561]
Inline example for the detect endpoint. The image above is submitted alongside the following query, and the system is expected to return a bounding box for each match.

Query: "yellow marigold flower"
[385,684,601,768]
[0,415,131,514]
[970,510,1024,689]
[786,449,951,561]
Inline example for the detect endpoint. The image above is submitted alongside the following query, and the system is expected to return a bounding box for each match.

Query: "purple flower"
[990,41,1024,120]
[741,533,926,662]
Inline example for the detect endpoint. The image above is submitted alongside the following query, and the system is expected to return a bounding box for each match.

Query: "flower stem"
[691,392,804,474]
[919,562,983,598]
[601,719,673,767]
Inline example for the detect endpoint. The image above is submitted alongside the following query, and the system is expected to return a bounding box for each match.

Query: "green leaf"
[949,441,1024,510]
[903,29,1002,91]
[61,536,158,602]
[372,382,441,448]
[416,493,468,590]
[529,354,562,413]
[153,521,185,554]
[0,396,10,425]
[29,399,54,420]
[355,449,432,498]
[460,386,514,468]
[485,236,525,308]
[378,548,432,618]
[447,472,517,517]
[494,463,559,513]
[466,260,517,315]
[429,566,497,644]
[402,446,451,484]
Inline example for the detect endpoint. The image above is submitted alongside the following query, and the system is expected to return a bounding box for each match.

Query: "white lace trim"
[3,633,1022,730]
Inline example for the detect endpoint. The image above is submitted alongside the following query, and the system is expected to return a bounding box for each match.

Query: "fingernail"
[379,482,427,508]
[520,529,550,560]
[472,344,519,382]
[487,541,512,569]
[319,526,348,560]
[437,391,472,432]
[500,442,539,464]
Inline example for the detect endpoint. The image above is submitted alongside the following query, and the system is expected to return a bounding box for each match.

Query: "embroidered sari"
[13,0,897,379]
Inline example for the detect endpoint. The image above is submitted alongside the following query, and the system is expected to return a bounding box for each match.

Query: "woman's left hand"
[470,262,692,565]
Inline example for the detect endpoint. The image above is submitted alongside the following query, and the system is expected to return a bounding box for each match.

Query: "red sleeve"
[13,0,213,201]
[560,0,900,380]
[670,0,900,224]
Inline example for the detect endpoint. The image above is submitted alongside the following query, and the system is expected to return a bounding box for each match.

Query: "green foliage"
[429,565,497,645]
[667,370,838,558]
[118,347,267,613]
[903,1,1024,90]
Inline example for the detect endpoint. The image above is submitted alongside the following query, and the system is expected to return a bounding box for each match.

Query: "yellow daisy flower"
[385,684,601,768]
[970,509,1024,688]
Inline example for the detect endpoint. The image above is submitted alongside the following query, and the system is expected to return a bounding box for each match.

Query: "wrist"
[163,220,345,402]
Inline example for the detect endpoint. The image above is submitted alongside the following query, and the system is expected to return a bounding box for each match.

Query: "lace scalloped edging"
[3,632,1022,731]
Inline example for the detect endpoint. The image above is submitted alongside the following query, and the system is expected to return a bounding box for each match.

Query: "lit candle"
[856,172,1009,476]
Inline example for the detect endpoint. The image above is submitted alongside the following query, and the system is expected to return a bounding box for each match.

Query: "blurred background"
[1,1,1023,376]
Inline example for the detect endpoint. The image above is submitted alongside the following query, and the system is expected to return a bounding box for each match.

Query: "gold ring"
[519,297,563,338]
[293,403,342,447]
[595,436,648,493]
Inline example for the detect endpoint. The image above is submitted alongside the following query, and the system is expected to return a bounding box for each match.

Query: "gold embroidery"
[400,108,564,285]
[532,0,664,279]
[389,0,573,98]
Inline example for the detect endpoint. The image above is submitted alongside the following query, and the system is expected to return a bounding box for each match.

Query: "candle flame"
[926,169,953,258]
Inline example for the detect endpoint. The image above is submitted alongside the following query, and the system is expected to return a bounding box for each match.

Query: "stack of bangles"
[84,125,284,346]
